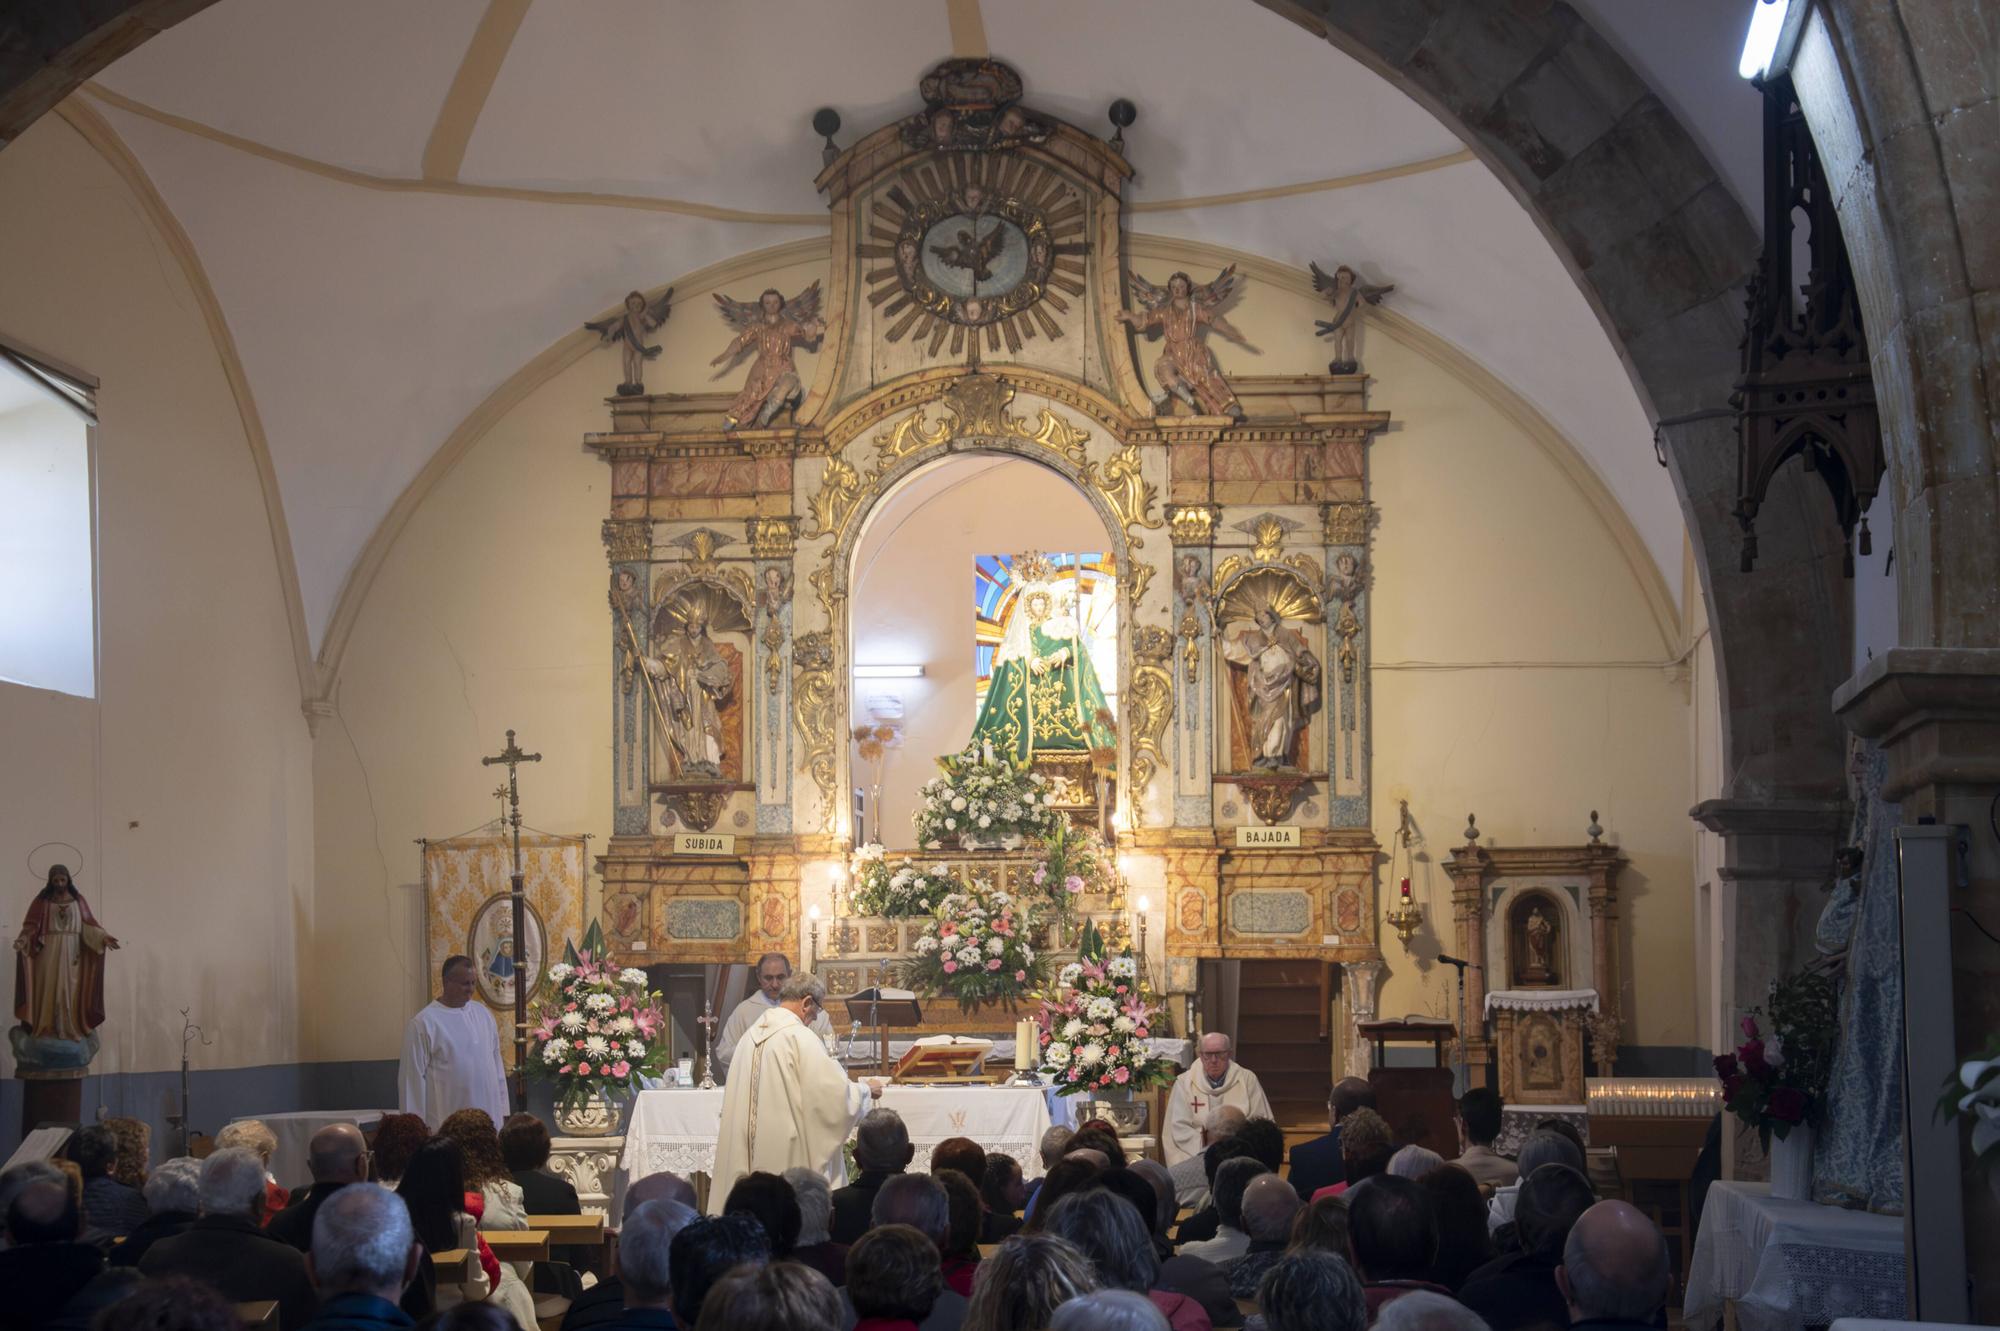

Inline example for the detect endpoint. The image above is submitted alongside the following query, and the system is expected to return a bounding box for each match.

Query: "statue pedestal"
[20,1077,83,1140]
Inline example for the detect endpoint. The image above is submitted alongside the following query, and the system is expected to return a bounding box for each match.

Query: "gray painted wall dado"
[2,1061,399,1164]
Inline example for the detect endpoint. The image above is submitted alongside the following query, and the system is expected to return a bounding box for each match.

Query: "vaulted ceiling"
[67,0,1763,655]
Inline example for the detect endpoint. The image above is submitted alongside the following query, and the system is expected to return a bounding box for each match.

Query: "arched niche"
[798,372,1172,840]
[1484,878,1593,995]
[847,452,1118,844]
[1504,888,1567,989]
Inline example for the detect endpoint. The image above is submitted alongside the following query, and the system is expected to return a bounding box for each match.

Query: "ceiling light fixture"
[1737,0,1794,80]
[853,664,925,678]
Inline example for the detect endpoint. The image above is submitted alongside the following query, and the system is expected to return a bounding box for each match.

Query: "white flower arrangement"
[912,741,1063,848]
[1077,1042,1105,1067]
[619,967,650,987]
[1046,1041,1073,1067]
[611,1015,637,1036]
[849,851,962,918]
[546,963,574,984]
[583,1034,610,1058]
[585,993,616,1013]
[1033,922,1174,1097]
[558,1011,586,1032]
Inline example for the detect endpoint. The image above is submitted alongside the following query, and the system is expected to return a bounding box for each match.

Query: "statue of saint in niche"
[1222,606,1321,770]
[711,283,825,430]
[644,601,735,778]
[970,558,1115,764]
[1512,899,1560,987]
[1117,267,1258,419]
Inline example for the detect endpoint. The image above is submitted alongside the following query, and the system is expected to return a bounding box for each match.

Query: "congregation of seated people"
[0,1088,1672,1331]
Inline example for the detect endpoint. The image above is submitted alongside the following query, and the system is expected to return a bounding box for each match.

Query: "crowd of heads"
[0,1077,1677,1331]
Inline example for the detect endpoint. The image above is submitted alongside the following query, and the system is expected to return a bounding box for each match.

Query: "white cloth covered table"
[620,1084,1075,1192]
[1484,987,1600,1014]
[231,1109,384,1191]
[1684,1181,1907,1331]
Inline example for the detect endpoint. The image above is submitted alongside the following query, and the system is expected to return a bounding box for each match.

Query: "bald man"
[1556,1201,1672,1330]
[266,1123,369,1252]
[713,952,832,1081]
[1229,1173,1306,1298]
[1164,1032,1272,1165]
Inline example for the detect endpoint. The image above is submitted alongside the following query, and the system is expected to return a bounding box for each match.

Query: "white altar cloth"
[232,1109,384,1191]
[1483,987,1599,1014]
[620,1085,1075,1191]
[1684,1181,1907,1331]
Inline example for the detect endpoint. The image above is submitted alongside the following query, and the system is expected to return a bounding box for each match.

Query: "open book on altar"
[892,1034,995,1083]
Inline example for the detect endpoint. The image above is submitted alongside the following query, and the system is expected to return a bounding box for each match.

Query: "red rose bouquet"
[1713,967,1836,1141]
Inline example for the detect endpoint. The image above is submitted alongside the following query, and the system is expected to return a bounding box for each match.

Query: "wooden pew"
[526,1213,605,1247]
[482,1229,552,1263]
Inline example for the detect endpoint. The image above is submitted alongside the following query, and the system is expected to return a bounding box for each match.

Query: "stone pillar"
[1690,796,1845,1176]
[1835,648,2000,1321]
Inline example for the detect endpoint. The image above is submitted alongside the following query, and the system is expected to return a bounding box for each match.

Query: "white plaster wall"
[0,116,312,1083]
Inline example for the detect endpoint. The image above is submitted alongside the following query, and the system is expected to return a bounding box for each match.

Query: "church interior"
[1,0,1995,1326]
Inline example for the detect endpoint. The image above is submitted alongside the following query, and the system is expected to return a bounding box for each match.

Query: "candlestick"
[808,904,821,972]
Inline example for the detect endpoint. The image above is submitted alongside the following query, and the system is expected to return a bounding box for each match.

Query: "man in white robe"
[714,951,833,1082]
[1164,1032,1273,1165]
[707,971,880,1212]
[399,954,510,1126]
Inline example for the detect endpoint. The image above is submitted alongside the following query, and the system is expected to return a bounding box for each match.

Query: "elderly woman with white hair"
[215,1118,290,1219]
[784,1165,850,1286]
[1387,1145,1445,1180]
[1051,1289,1173,1331]
[108,1156,203,1267]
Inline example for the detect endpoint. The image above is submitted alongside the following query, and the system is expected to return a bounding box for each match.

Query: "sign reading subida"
[1235,825,1300,848]
[673,833,735,856]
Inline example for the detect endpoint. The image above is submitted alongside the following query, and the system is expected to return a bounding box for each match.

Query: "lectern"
[837,986,923,1073]
[1357,1018,1459,1159]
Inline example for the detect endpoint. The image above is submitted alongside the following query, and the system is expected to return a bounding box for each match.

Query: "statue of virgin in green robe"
[970,586,1115,763]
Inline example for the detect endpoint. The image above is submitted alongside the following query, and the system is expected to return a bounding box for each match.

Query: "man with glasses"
[714,952,834,1082]
[708,971,883,1211]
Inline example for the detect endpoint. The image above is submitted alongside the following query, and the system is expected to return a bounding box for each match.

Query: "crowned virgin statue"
[970,559,1115,764]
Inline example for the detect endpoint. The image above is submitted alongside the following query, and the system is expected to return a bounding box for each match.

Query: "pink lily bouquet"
[526,950,671,1110]
[1036,921,1176,1097]
[899,883,1049,1014]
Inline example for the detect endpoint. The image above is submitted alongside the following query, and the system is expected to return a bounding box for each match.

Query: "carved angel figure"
[1117,267,1258,419]
[585,288,673,396]
[1310,262,1394,374]
[711,283,825,430]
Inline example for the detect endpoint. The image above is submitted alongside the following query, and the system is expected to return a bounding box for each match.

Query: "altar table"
[1683,1181,1907,1331]
[231,1109,383,1191]
[619,1085,1076,1191]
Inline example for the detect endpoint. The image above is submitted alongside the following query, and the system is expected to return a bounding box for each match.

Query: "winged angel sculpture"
[1310,262,1394,374]
[585,288,673,396]
[1117,267,1259,419]
[710,283,825,430]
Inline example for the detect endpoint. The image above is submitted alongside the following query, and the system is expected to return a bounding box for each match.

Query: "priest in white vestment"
[708,970,879,1212]
[1164,1032,1273,1165]
[714,951,833,1081]
[399,954,510,1126]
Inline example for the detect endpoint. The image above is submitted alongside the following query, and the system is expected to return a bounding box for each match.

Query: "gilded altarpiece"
[587,64,1394,1052]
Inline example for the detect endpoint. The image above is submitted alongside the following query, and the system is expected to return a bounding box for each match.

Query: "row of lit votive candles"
[1585,1078,1722,1116]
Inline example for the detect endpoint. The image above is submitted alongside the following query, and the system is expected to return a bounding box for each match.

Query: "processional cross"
[482,729,542,1109]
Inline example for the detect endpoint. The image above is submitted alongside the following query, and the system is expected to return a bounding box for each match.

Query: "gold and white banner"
[422,831,587,1070]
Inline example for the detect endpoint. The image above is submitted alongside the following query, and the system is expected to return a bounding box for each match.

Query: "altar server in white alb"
[708,971,880,1212]
[399,954,510,1126]
[1163,1031,1273,1164]
[715,951,833,1081]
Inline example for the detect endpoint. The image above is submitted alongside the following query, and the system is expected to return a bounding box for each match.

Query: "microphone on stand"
[844,1019,862,1063]
[1436,953,1471,969]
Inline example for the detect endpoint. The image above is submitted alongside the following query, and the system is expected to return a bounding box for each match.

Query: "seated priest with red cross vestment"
[1164,1031,1273,1165]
